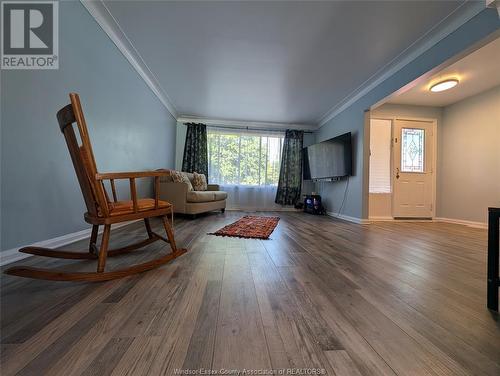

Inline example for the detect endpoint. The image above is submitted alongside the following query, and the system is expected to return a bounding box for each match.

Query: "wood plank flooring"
[1,212,499,375]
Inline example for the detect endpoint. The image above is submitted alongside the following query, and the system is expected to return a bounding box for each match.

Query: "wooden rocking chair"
[5,93,187,282]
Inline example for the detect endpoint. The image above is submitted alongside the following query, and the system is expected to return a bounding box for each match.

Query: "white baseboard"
[0,220,140,267]
[326,212,368,224]
[369,217,435,224]
[434,217,487,229]
[368,216,487,229]
[369,216,394,222]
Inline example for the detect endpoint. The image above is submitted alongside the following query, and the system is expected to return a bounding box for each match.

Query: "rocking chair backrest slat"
[62,124,98,216]
[56,93,109,217]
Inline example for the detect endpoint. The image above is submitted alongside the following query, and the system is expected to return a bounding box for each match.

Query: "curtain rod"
[204,124,315,134]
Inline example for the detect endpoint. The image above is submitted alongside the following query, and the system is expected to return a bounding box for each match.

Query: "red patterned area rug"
[209,215,280,239]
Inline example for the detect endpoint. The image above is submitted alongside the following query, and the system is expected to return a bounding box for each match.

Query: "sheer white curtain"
[207,127,285,210]
[222,185,285,211]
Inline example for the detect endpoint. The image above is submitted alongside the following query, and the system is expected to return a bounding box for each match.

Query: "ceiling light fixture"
[430,79,459,92]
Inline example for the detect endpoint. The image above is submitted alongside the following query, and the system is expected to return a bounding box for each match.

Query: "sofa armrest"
[159,181,189,213]
[207,184,220,191]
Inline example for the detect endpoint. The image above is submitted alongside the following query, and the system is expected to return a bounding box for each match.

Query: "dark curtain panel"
[182,123,208,177]
[275,130,304,205]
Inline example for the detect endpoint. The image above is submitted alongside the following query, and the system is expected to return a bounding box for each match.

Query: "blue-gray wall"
[315,8,500,220]
[0,1,177,251]
[438,85,500,223]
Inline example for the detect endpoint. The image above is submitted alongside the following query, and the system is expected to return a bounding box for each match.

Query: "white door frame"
[370,116,437,219]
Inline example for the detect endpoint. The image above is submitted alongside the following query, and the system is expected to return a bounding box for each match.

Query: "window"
[207,128,284,186]
[369,119,392,193]
[401,128,424,172]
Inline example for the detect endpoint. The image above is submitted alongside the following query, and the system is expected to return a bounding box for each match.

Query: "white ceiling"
[103,1,469,124]
[388,36,500,107]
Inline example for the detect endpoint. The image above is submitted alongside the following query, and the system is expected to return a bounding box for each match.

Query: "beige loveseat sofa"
[159,171,227,215]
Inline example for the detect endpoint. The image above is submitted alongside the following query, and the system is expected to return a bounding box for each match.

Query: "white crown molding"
[486,0,500,17]
[317,1,486,127]
[0,220,140,266]
[81,1,487,130]
[177,115,317,131]
[80,0,178,118]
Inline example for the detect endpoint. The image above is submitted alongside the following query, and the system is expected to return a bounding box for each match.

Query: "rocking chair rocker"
[5,93,187,282]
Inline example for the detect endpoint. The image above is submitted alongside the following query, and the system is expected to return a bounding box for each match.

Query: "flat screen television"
[303,132,352,180]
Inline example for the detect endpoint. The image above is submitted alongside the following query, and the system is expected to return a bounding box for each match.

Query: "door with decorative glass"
[392,119,435,218]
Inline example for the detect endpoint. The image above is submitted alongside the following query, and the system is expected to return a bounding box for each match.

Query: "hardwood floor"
[1,212,499,375]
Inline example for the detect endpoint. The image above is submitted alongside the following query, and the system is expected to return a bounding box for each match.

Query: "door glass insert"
[401,128,424,172]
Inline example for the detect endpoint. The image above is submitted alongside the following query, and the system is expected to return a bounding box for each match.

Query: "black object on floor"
[304,194,325,215]
[487,207,500,312]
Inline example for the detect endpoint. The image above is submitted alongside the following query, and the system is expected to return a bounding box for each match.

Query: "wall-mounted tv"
[303,132,352,180]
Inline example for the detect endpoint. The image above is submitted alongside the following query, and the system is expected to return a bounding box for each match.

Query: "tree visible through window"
[207,128,284,186]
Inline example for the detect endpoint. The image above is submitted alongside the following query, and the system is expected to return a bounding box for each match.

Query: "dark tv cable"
[337,176,350,216]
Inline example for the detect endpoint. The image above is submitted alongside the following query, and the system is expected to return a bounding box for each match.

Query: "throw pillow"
[171,171,193,191]
[192,172,208,191]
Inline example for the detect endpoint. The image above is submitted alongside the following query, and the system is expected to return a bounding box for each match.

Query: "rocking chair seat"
[109,198,171,216]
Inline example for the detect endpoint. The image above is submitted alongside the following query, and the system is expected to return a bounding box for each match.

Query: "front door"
[392,119,435,218]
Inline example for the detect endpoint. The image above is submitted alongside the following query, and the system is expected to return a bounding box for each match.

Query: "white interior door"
[392,120,435,218]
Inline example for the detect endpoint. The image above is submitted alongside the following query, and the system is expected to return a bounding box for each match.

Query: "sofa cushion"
[170,171,193,191]
[213,191,228,201]
[192,172,208,191]
[180,171,194,182]
[186,191,215,203]
[186,190,227,203]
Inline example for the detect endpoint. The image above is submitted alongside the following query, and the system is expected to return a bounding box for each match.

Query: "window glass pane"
[260,137,268,185]
[401,128,424,172]
[207,129,283,186]
[240,135,260,185]
[219,134,240,184]
[207,133,220,183]
[266,137,282,186]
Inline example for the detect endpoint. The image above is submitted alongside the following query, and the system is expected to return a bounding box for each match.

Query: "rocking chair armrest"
[96,171,167,210]
[96,170,169,180]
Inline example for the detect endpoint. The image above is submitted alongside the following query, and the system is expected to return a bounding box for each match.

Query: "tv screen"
[304,132,352,180]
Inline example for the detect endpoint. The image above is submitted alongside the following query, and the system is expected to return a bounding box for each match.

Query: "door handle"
[396,167,400,179]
